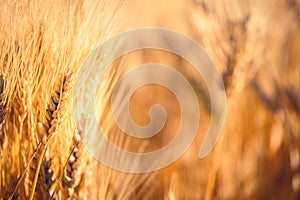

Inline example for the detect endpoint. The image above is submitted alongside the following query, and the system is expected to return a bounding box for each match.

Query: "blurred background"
[108,0,300,199]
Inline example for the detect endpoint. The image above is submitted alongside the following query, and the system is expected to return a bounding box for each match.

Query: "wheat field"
[0,0,299,199]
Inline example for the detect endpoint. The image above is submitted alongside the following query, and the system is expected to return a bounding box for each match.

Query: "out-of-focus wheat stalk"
[190,0,300,199]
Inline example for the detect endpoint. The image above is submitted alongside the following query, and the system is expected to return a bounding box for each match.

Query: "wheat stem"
[29,139,48,200]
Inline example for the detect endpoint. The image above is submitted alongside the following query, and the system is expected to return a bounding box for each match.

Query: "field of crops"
[0,0,299,199]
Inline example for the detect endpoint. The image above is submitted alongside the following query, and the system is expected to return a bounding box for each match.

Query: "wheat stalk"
[8,141,43,200]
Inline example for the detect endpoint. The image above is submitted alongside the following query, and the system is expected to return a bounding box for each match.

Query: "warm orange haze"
[0,0,299,199]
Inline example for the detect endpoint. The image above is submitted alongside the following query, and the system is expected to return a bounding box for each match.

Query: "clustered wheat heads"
[0,0,123,199]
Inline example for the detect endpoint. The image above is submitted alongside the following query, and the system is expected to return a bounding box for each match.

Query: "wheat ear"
[29,72,72,200]
[61,129,84,199]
